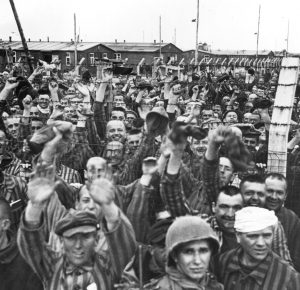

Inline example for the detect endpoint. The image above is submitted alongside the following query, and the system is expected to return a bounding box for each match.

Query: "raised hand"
[4,78,19,91]
[22,95,33,112]
[27,162,60,205]
[207,125,232,146]
[89,177,115,206]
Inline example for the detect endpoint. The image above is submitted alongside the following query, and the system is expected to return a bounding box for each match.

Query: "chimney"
[124,40,125,43]
[161,40,163,43]
[71,39,73,43]
[47,36,49,42]
[39,39,41,42]
[154,40,156,44]
[28,38,31,42]
[115,39,117,43]
[9,36,12,42]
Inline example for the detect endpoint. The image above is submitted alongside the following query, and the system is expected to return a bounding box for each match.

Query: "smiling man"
[18,165,136,290]
[265,173,300,272]
[240,174,266,207]
[218,207,300,290]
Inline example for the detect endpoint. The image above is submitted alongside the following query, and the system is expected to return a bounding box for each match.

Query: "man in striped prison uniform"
[17,167,136,290]
[0,171,27,232]
[218,207,300,290]
[159,134,292,264]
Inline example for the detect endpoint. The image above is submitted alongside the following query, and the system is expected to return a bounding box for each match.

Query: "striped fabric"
[209,216,292,265]
[113,133,156,186]
[218,247,300,290]
[1,153,21,176]
[61,128,95,172]
[93,101,107,140]
[17,206,137,290]
[276,206,300,272]
[117,179,154,243]
[85,117,104,156]
[160,169,191,217]
[201,157,220,207]
[57,163,82,184]
[0,172,27,231]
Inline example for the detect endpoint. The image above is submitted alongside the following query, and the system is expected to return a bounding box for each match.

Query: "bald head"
[106,120,126,142]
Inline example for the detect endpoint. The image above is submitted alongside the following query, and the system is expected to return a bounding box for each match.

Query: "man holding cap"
[17,163,136,290]
[218,207,300,289]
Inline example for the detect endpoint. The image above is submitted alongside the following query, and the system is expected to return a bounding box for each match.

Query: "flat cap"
[55,210,99,237]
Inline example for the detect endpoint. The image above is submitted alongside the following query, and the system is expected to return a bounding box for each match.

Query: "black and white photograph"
[0,0,300,289]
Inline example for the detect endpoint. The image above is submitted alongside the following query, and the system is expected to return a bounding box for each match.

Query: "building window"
[12,51,17,63]
[204,55,209,63]
[66,52,71,66]
[114,53,121,60]
[89,53,95,65]
[102,53,108,58]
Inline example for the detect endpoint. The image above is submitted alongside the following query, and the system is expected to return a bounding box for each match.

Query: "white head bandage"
[234,207,278,233]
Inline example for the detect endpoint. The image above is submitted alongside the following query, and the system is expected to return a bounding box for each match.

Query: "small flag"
[192,19,196,22]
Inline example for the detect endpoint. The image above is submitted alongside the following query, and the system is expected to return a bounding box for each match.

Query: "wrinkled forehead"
[39,94,50,100]
[7,117,20,125]
[87,157,106,169]
[112,110,125,116]
[107,120,125,130]
[79,185,91,199]
[114,95,124,101]
[219,157,233,168]
[127,133,141,141]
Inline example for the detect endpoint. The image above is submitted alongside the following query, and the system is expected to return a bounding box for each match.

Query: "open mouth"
[73,252,84,258]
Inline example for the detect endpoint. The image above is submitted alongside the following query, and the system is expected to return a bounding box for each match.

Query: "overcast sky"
[1,0,299,52]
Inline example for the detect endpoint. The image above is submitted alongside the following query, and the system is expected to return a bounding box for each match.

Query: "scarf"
[37,104,50,115]
[166,266,208,290]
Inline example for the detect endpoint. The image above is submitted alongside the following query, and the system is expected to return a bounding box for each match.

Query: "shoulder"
[156,275,173,290]
[219,248,237,263]
[271,251,298,273]
[207,273,224,290]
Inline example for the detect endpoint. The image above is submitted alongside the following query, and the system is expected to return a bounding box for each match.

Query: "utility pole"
[286,20,289,55]
[174,28,177,45]
[74,13,78,67]
[159,16,162,59]
[9,0,33,73]
[195,0,199,66]
[256,5,261,59]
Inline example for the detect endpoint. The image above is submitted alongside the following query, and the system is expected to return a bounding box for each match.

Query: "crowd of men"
[0,59,300,290]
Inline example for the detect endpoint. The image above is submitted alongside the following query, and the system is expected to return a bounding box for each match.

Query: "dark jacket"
[0,233,43,290]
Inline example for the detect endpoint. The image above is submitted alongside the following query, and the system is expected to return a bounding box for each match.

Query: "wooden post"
[178,58,184,79]
[74,14,78,68]
[267,57,300,175]
[9,0,33,73]
[137,58,145,76]
[195,0,199,65]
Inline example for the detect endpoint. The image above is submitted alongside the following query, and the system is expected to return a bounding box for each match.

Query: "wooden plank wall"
[267,57,300,175]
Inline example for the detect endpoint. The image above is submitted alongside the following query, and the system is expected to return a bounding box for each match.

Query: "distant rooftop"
[185,48,273,56]
[0,40,103,52]
[102,42,173,52]
[0,40,180,53]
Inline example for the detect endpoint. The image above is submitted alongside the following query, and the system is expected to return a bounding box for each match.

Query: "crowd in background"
[0,58,300,290]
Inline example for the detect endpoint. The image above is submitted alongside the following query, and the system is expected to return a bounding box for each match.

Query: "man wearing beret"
[17,162,136,290]
[218,207,300,290]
